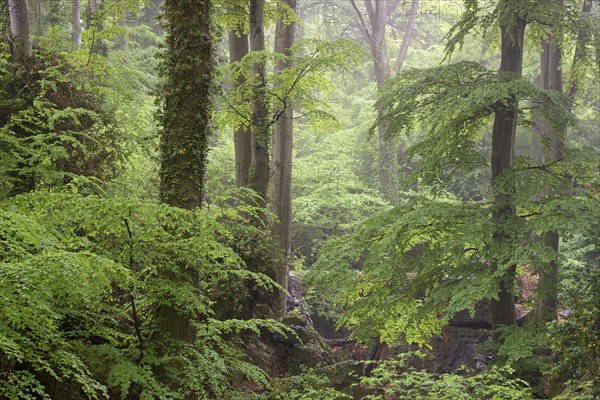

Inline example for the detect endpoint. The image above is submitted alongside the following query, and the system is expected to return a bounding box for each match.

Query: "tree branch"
[391,0,419,76]
[350,0,372,41]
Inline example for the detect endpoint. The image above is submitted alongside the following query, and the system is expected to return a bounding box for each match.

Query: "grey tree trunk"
[489,3,526,327]
[7,0,32,59]
[72,0,81,48]
[228,29,252,188]
[249,0,270,210]
[537,0,566,322]
[271,0,296,317]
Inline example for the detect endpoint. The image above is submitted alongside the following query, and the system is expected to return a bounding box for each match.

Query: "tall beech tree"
[229,27,252,187]
[488,0,526,327]
[271,0,297,315]
[536,0,565,322]
[158,0,213,343]
[350,0,419,204]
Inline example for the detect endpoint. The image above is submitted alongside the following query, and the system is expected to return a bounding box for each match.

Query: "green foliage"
[375,61,573,185]
[0,192,286,398]
[217,38,365,133]
[308,152,599,346]
[549,236,600,398]
[264,368,352,400]
[360,355,534,400]
[0,46,121,197]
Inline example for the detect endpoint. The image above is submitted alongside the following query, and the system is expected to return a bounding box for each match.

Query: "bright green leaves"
[375,61,573,186]
[309,168,599,347]
[361,358,534,400]
[217,38,365,133]
[0,192,284,398]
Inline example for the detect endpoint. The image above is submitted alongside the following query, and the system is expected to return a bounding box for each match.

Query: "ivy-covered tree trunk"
[271,0,296,317]
[7,0,32,59]
[537,0,565,322]
[158,0,213,344]
[489,2,526,327]
[229,29,252,188]
[249,0,270,209]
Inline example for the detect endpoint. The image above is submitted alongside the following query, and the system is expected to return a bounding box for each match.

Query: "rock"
[449,301,492,329]
[285,272,313,326]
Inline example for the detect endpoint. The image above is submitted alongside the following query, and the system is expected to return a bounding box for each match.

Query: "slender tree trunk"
[489,3,526,327]
[249,0,270,209]
[87,0,107,56]
[228,29,252,188]
[271,0,296,317]
[537,0,566,322]
[7,0,32,59]
[391,0,418,76]
[158,0,212,346]
[72,0,81,48]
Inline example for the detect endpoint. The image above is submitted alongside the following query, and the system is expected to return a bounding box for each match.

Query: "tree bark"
[489,2,526,327]
[72,0,81,48]
[537,0,566,322]
[7,0,32,59]
[228,29,252,188]
[249,0,270,209]
[271,0,296,317]
[158,0,212,347]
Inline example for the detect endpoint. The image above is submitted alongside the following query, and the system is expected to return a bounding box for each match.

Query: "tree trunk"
[271,0,296,317]
[350,0,398,203]
[391,0,418,76]
[158,0,213,345]
[7,0,32,59]
[489,4,526,327]
[228,29,252,188]
[72,0,81,48]
[537,0,565,322]
[249,0,270,209]
[87,0,107,56]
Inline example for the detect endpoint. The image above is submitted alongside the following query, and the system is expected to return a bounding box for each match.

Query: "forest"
[0,0,599,398]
